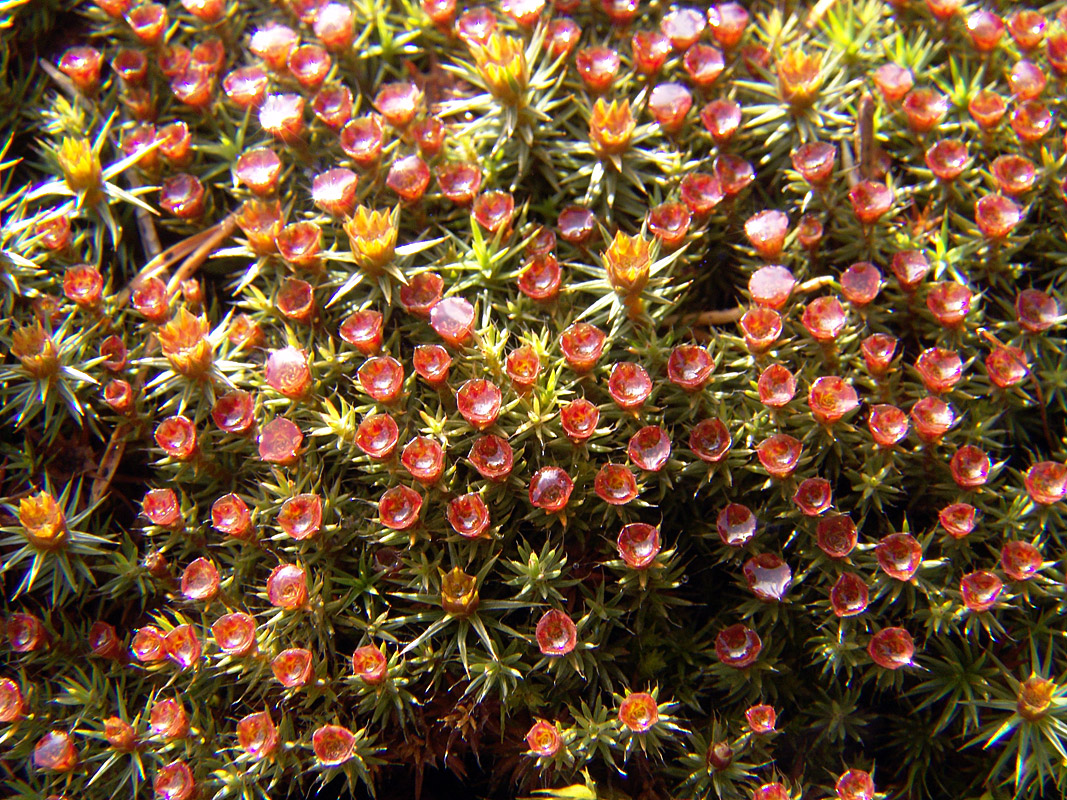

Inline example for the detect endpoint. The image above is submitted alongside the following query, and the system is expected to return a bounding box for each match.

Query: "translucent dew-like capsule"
[618,692,659,732]
[968,89,1006,129]
[745,704,777,733]
[700,98,742,145]
[849,181,894,225]
[1016,289,1059,333]
[277,493,322,540]
[684,43,725,87]
[867,627,914,669]
[212,612,257,656]
[802,296,847,342]
[690,418,731,463]
[526,720,562,756]
[211,494,252,539]
[276,278,315,324]
[714,623,761,668]
[386,154,431,203]
[791,141,836,186]
[877,533,922,581]
[288,44,331,90]
[469,435,513,480]
[872,63,913,103]
[34,730,79,772]
[8,613,48,652]
[627,426,671,471]
[748,265,795,309]
[608,362,652,410]
[0,678,24,722]
[267,564,308,610]
[840,262,882,306]
[437,162,481,205]
[457,379,502,429]
[472,191,515,234]
[412,344,452,385]
[430,296,476,346]
[950,445,990,488]
[594,463,639,505]
[535,609,576,656]
[1009,10,1046,51]
[911,396,955,442]
[975,194,1022,240]
[272,647,313,687]
[352,644,388,684]
[237,711,278,760]
[558,206,596,244]
[707,2,748,48]
[258,418,303,465]
[902,88,948,133]
[680,173,724,215]
[150,698,189,740]
[561,398,600,443]
[143,489,182,528]
[793,477,832,516]
[744,210,789,261]
[312,85,354,130]
[340,115,385,168]
[378,485,422,529]
[743,553,792,601]
[1011,101,1052,144]
[831,572,869,617]
[960,570,1002,612]
[506,345,542,390]
[661,7,705,50]
[355,414,399,459]
[312,725,356,766]
[339,310,383,355]
[716,503,756,546]
[358,356,405,403]
[1024,461,1067,505]
[400,273,444,318]
[926,282,974,327]
[631,30,672,76]
[808,376,859,425]
[617,522,660,568]
[816,514,857,558]
[648,83,692,134]
[559,323,606,372]
[265,346,311,399]
[131,626,166,662]
[446,493,490,538]
[667,345,713,391]
[756,434,802,478]
[1001,540,1042,581]
[518,254,562,301]
[836,770,875,800]
[374,82,421,128]
[401,437,445,484]
[181,558,220,601]
[739,307,782,353]
[89,621,122,660]
[528,467,574,512]
[648,202,691,248]
[715,154,754,196]
[939,502,977,539]
[925,139,969,182]
[862,334,898,377]
[991,155,1036,197]
[312,168,358,217]
[575,46,620,92]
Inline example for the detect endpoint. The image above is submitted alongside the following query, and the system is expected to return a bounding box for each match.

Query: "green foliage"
[2,1,1067,800]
